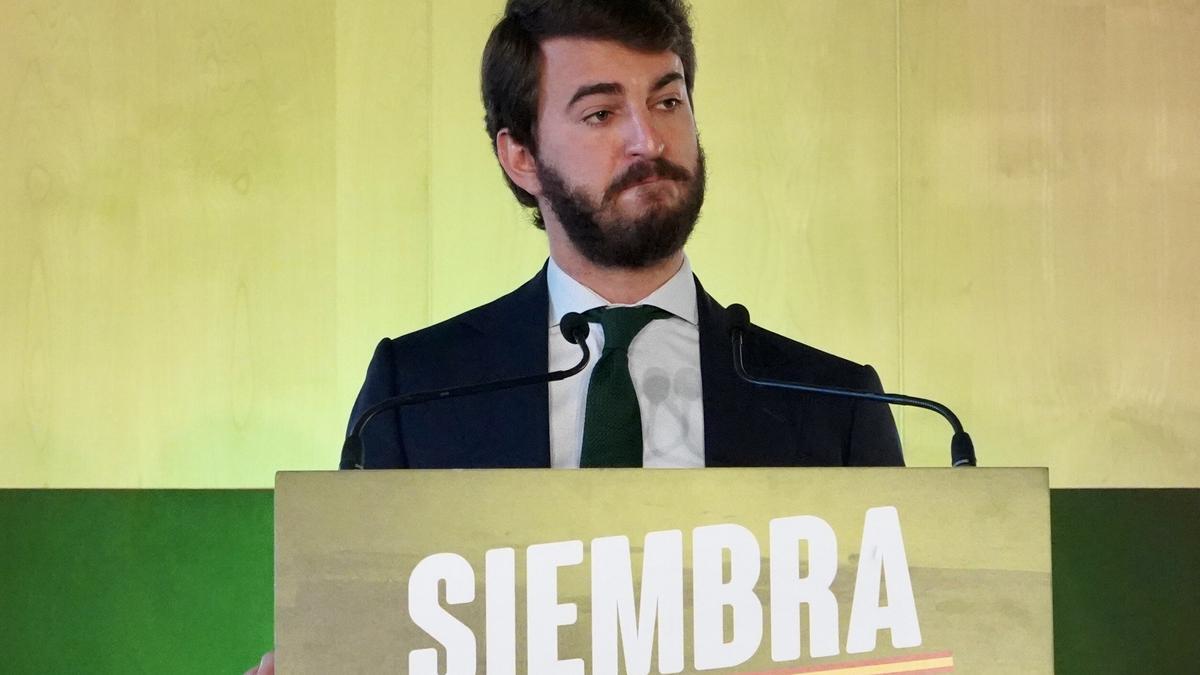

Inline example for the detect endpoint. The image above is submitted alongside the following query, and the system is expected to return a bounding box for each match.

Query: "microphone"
[342,312,592,469]
[727,304,976,467]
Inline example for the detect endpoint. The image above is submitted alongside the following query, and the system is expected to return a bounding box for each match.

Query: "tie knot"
[585,305,671,352]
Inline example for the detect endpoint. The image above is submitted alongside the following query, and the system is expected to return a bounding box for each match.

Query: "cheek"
[668,127,700,163]
[564,152,621,191]
[545,133,617,175]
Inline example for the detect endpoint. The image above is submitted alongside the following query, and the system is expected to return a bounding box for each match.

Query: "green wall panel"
[0,490,273,674]
[1050,489,1200,674]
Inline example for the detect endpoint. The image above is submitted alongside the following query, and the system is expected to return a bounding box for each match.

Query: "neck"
[547,228,684,305]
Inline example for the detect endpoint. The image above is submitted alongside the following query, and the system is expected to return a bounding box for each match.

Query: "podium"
[275,468,1051,673]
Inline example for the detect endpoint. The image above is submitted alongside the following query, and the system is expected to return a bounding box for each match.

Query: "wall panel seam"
[895,0,906,395]
[425,0,435,326]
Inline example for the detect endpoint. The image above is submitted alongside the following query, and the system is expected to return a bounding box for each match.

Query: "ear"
[495,129,542,197]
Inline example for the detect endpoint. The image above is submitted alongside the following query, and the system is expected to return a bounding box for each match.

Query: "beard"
[536,146,706,269]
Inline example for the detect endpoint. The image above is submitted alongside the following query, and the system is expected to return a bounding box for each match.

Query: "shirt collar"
[547,255,698,327]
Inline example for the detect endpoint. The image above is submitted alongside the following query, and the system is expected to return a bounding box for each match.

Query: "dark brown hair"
[481,0,697,217]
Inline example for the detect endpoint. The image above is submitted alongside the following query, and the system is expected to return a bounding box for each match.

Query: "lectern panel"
[276,468,1050,674]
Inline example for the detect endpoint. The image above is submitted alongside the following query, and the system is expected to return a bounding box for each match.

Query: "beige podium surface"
[276,468,1051,674]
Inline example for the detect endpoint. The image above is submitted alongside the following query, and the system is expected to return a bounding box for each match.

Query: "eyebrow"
[565,71,686,111]
[567,82,623,110]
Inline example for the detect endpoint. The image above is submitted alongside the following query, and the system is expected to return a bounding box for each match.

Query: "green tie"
[580,305,671,468]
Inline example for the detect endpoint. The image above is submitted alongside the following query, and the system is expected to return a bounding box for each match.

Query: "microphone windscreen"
[728,303,751,334]
[341,434,364,470]
[559,312,590,345]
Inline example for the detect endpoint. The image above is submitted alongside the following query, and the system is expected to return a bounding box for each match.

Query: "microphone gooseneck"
[727,304,977,467]
[343,312,593,469]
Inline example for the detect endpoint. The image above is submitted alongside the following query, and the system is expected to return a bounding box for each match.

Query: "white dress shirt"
[547,256,706,468]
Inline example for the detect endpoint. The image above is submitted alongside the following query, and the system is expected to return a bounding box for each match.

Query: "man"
[250,2,900,671]
[341,0,903,470]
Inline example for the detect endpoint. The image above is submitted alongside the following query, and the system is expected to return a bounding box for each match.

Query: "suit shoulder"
[748,324,879,388]
[385,300,494,354]
[384,270,547,355]
[696,280,881,389]
[367,269,548,391]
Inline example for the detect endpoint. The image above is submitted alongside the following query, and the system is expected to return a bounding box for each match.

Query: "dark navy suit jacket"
[341,267,903,469]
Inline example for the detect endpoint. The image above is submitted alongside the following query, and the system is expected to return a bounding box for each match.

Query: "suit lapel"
[696,277,745,466]
[697,278,801,466]
[461,265,552,467]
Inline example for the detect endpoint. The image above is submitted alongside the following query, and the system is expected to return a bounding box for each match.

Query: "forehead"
[538,37,685,101]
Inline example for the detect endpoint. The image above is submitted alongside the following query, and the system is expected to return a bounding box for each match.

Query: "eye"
[659,97,683,111]
[585,109,613,125]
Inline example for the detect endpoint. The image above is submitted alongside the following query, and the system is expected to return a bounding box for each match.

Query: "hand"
[244,651,274,675]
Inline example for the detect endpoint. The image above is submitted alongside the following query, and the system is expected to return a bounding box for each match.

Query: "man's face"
[531,38,705,268]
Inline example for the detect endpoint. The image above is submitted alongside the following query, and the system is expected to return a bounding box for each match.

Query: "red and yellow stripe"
[740,651,954,675]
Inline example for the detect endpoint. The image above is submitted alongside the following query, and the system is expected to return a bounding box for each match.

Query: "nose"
[624,106,665,159]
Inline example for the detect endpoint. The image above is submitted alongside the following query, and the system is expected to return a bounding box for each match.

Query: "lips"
[603,158,692,202]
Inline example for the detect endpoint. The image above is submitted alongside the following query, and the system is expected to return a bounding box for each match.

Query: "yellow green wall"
[4,0,1198,488]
